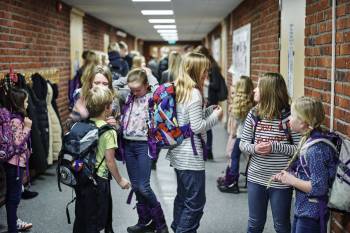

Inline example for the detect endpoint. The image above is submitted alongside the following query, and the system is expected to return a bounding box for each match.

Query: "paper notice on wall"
[288,24,295,97]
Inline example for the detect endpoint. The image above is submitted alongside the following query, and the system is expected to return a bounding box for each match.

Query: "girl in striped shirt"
[166,52,223,233]
[239,73,300,233]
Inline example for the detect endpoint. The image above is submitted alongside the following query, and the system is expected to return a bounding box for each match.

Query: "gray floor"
[0,125,279,233]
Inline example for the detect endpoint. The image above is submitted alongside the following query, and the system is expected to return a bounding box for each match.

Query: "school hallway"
[0,124,277,233]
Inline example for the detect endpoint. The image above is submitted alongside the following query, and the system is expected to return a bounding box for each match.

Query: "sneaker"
[218,182,240,194]
[21,189,38,200]
[17,218,32,231]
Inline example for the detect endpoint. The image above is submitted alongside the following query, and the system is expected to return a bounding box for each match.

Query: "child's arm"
[270,130,301,157]
[188,90,219,134]
[239,111,256,155]
[11,118,31,146]
[272,170,312,193]
[105,148,130,189]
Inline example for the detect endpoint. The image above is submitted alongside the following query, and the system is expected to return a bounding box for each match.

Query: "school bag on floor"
[147,83,206,159]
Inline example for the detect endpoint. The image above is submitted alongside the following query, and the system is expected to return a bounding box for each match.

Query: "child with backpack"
[122,68,168,233]
[217,76,254,193]
[239,73,301,233]
[73,85,130,233]
[272,96,339,233]
[166,52,223,233]
[3,87,33,232]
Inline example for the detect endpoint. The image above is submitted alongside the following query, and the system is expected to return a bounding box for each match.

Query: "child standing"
[4,87,33,232]
[239,73,300,233]
[273,96,338,233]
[73,85,130,233]
[166,52,223,233]
[122,68,168,233]
[218,76,254,193]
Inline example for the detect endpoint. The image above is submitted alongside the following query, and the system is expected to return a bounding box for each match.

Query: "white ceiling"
[62,0,243,41]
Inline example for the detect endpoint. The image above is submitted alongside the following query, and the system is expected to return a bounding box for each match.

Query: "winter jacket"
[46,82,62,164]
[208,65,226,106]
[108,51,129,77]
[157,57,168,81]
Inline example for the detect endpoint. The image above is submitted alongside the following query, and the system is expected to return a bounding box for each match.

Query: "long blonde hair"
[175,52,210,103]
[81,65,114,100]
[168,51,182,81]
[132,55,146,70]
[231,76,254,119]
[257,72,290,119]
[287,96,325,166]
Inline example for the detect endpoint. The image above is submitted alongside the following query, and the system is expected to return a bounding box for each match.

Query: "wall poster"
[231,23,251,84]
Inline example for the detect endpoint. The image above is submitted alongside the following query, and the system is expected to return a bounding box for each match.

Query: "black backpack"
[57,120,115,191]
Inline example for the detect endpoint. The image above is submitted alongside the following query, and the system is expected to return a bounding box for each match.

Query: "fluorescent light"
[149,19,175,23]
[141,10,173,15]
[154,25,176,29]
[157,29,177,33]
[133,0,170,1]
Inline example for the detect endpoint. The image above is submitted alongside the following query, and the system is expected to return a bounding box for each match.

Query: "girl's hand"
[254,142,272,155]
[106,116,117,126]
[24,117,32,129]
[117,177,131,189]
[214,105,223,120]
[272,170,296,186]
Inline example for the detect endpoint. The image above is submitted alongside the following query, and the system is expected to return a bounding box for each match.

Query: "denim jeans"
[230,138,241,179]
[292,216,321,233]
[5,163,24,233]
[247,182,293,233]
[172,169,206,233]
[124,140,158,207]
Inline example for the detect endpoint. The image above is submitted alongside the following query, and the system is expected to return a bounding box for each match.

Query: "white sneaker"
[16,218,33,231]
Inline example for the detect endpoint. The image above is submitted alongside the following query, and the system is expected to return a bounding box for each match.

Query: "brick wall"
[0,0,136,123]
[0,0,71,120]
[305,0,350,231]
[226,0,280,86]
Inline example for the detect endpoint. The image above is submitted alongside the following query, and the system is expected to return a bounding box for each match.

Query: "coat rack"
[0,68,60,85]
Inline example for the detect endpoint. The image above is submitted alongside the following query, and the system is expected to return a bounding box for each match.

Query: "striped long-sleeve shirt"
[239,108,301,188]
[166,88,219,171]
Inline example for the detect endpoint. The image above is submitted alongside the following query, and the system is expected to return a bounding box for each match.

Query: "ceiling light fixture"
[141,10,173,15]
[148,19,175,23]
[157,29,177,33]
[154,25,176,29]
[133,0,170,1]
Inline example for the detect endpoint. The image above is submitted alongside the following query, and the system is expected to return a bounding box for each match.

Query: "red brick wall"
[226,0,280,85]
[0,0,136,123]
[0,0,71,120]
[305,0,350,231]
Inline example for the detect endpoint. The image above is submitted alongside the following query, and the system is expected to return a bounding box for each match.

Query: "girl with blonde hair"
[166,52,223,233]
[217,76,255,193]
[161,51,182,84]
[239,72,301,233]
[273,96,339,233]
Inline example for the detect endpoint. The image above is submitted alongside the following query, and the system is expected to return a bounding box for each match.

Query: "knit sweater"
[166,88,219,171]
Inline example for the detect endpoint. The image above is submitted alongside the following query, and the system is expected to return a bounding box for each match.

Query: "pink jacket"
[7,118,31,168]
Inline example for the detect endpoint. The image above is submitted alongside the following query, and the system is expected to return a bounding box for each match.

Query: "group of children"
[2,49,339,233]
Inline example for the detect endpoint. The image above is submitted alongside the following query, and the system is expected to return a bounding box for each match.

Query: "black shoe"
[151,160,157,170]
[127,221,156,233]
[21,189,38,200]
[207,151,213,160]
[218,182,240,194]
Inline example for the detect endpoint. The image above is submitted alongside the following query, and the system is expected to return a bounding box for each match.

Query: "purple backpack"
[0,108,29,163]
[0,107,16,162]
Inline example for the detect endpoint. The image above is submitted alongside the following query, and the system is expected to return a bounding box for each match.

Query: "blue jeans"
[5,163,24,233]
[172,169,206,233]
[292,216,321,233]
[124,140,158,207]
[230,138,241,179]
[247,182,292,233]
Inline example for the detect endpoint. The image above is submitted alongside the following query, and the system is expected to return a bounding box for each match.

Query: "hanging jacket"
[46,82,62,164]
[31,73,49,162]
[16,74,47,173]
